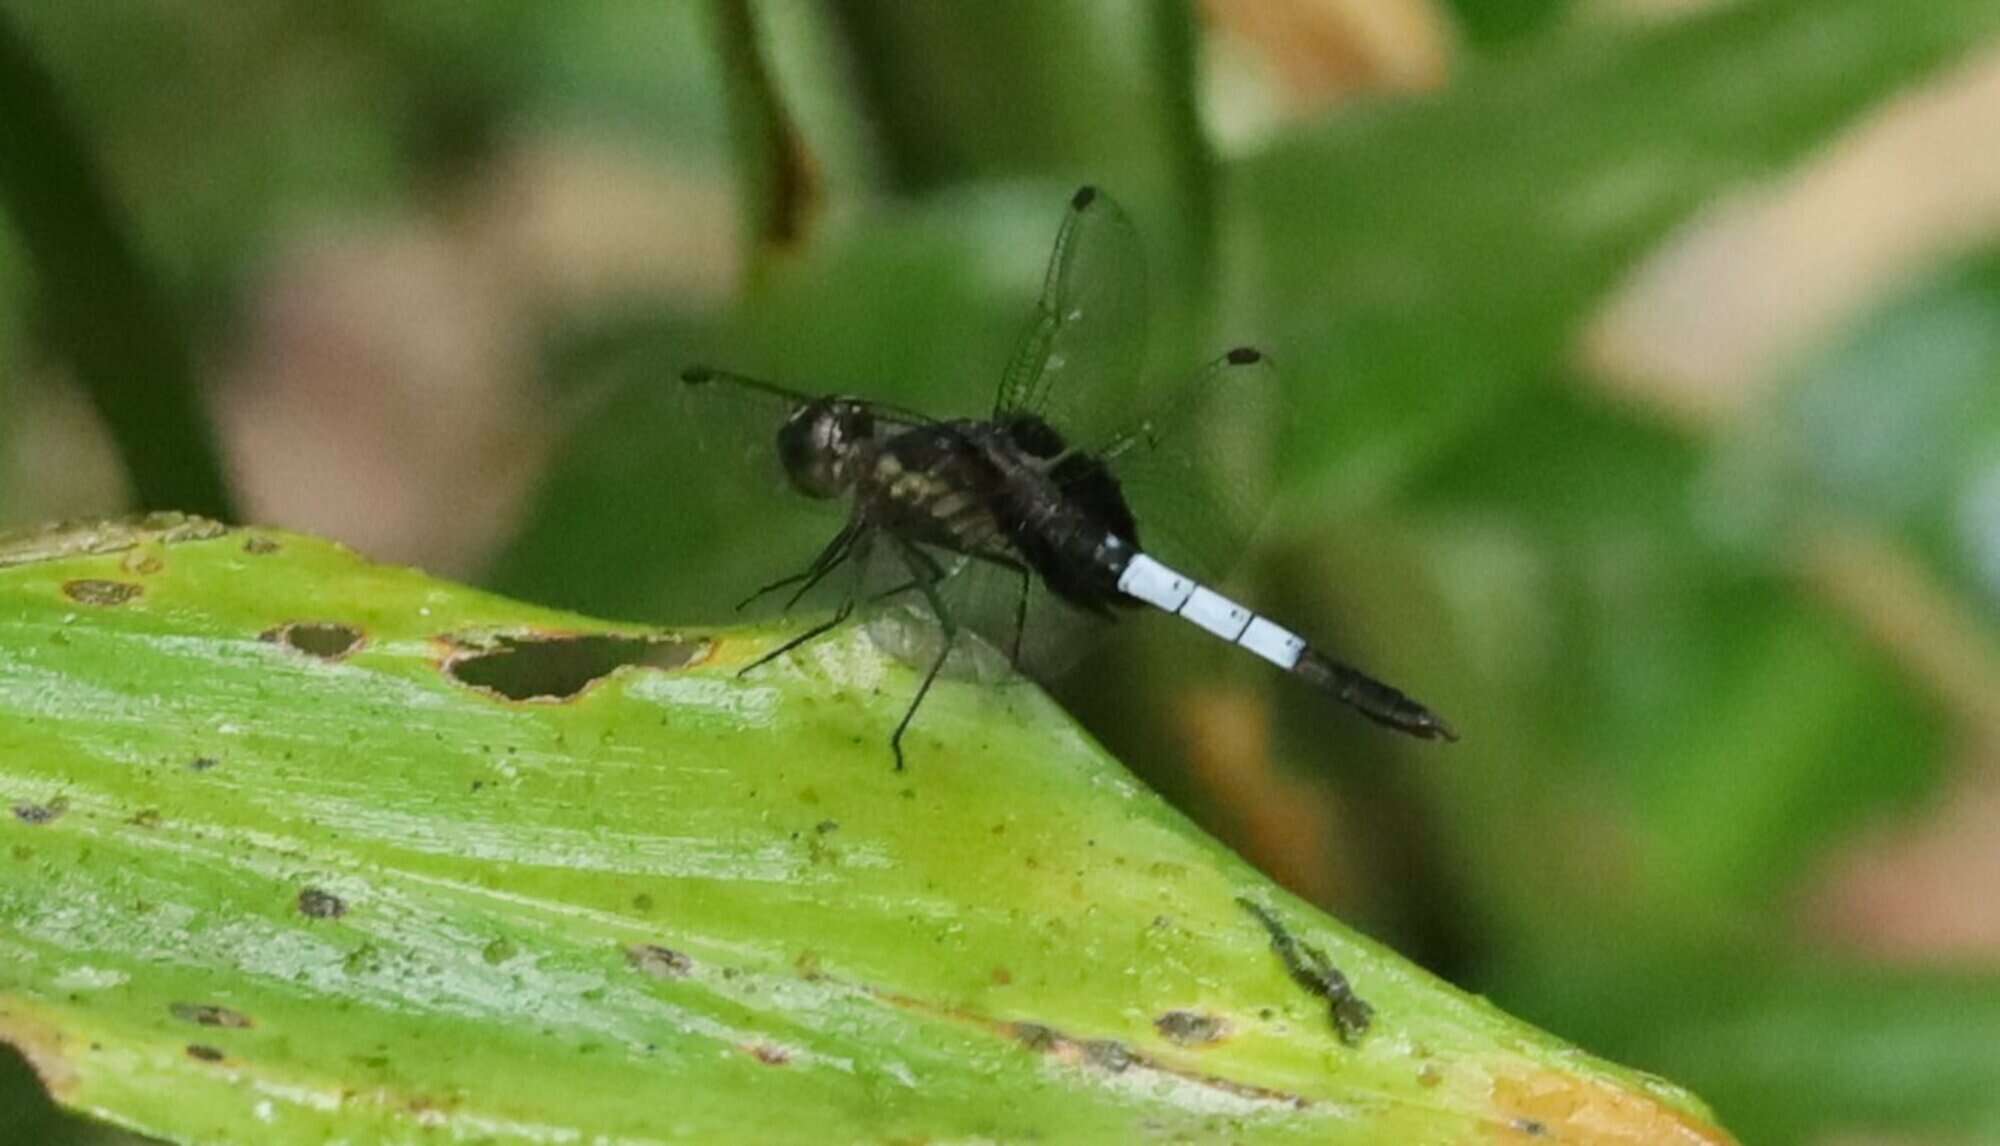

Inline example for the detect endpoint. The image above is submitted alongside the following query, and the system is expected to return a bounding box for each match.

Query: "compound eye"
[776,403,848,499]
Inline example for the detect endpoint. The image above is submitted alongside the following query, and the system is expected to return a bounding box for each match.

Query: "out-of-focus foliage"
[2,0,1999,1142]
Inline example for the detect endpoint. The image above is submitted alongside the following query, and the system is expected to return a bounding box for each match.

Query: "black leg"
[739,532,872,675]
[888,543,956,772]
[1009,566,1032,666]
[735,521,858,613]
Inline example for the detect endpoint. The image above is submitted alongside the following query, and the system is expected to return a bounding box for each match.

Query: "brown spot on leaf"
[1012,1022,1059,1052]
[625,944,692,979]
[297,887,346,919]
[1155,1010,1228,1047]
[1238,897,1372,1044]
[242,536,281,555]
[446,632,701,701]
[12,799,68,826]
[1081,1039,1134,1073]
[262,622,363,660]
[170,1003,252,1029]
[62,579,141,606]
[185,1044,224,1062]
[748,1044,792,1066]
[1490,1067,1738,1145]
[189,756,219,772]
[120,551,164,575]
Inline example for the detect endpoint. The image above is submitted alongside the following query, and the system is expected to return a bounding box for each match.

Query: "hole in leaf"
[448,633,700,701]
[261,622,363,660]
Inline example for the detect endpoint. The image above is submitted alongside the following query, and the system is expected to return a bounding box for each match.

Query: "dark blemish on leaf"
[129,808,161,829]
[189,756,218,772]
[625,944,691,979]
[186,1044,224,1062]
[1513,1118,1549,1137]
[446,632,701,701]
[1155,1011,1227,1047]
[1238,897,1372,1045]
[12,798,68,825]
[631,893,655,913]
[482,938,518,965]
[1081,1040,1134,1073]
[793,950,823,981]
[749,1044,791,1066]
[991,967,1012,986]
[262,621,363,660]
[121,552,164,575]
[297,887,346,919]
[242,536,281,555]
[1012,1023,1059,1053]
[170,1003,252,1029]
[814,819,838,835]
[62,579,141,606]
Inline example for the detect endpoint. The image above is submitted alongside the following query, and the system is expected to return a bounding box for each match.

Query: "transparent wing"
[662,366,857,623]
[1089,348,1282,584]
[993,186,1150,447]
[864,548,1106,686]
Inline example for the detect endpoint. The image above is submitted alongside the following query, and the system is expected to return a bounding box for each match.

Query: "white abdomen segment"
[1115,551,1305,670]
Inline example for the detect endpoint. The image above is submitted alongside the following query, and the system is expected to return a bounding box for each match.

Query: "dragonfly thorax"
[778,398,875,499]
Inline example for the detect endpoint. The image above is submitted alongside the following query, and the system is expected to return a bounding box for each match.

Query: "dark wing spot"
[1071,185,1098,210]
[449,633,702,701]
[63,580,141,606]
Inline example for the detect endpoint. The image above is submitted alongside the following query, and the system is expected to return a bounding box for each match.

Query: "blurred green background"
[3,1,1999,1143]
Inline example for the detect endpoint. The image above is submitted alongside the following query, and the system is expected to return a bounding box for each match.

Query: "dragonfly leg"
[1010,565,1032,666]
[888,542,956,772]
[739,531,872,675]
[735,520,859,613]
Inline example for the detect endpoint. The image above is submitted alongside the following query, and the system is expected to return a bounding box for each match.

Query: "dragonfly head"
[778,398,874,499]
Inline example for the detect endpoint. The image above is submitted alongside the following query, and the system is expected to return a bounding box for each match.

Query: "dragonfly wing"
[993,187,1150,447]
[864,546,1106,685]
[665,367,856,621]
[1092,348,1282,584]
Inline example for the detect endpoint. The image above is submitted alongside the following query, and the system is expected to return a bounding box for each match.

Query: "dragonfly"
[681,186,1455,769]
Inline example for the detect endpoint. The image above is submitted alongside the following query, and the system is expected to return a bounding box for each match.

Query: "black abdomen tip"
[1071,186,1098,209]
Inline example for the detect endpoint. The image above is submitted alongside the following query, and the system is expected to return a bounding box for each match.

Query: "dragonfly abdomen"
[1115,552,1457,741]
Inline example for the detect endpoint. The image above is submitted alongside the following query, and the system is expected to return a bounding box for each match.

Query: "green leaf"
[0,517,1734,1143]
[1232,0,2000,504]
